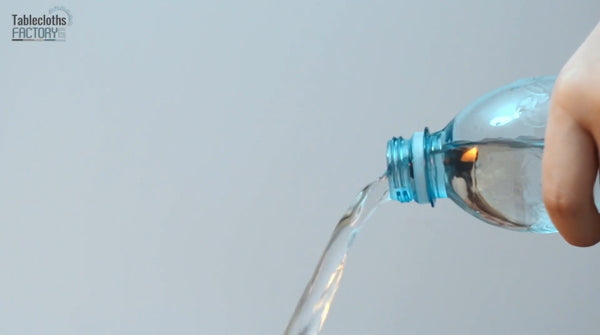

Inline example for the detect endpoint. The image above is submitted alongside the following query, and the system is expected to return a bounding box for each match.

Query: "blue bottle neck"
[386,128,447,206]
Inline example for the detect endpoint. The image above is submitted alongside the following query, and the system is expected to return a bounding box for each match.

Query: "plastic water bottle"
[386,76,557,233]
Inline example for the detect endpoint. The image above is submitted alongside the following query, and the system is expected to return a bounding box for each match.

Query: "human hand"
[543,22,600,246]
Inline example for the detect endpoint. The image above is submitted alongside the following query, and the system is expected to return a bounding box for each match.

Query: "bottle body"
[387,76,556,233]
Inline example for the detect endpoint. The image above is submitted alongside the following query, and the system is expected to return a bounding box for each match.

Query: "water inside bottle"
[441,138,555,232]
[284,176,389,335]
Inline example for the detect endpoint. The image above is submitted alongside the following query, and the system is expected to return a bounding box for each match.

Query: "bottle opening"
[386,129,444,206]
[386,136,413,202]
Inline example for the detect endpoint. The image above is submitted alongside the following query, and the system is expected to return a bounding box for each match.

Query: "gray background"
[2,1,600,334]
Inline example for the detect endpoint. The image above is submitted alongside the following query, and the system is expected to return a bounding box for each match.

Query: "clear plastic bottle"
[386,76,557,233]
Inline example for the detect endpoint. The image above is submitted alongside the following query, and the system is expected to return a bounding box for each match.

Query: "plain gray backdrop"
[2,1,600,334]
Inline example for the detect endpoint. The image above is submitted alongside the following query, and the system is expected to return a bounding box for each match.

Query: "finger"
[542,103,600,247]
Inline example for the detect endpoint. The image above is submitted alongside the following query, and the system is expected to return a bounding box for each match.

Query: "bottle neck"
[386,128,447,206]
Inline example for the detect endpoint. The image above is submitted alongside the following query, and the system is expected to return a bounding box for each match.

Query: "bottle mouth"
[386,130,433,205]
[386,136,414,202]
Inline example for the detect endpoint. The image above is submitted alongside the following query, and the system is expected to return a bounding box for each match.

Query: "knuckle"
[566,237,599,247]
[543,189,580,218]
[552,68,588,108]
[543,190,600,247]
[552,64,600,121]
[561,231,600,247]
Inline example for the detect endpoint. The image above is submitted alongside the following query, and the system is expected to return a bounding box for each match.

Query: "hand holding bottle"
[543,21,600,246]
